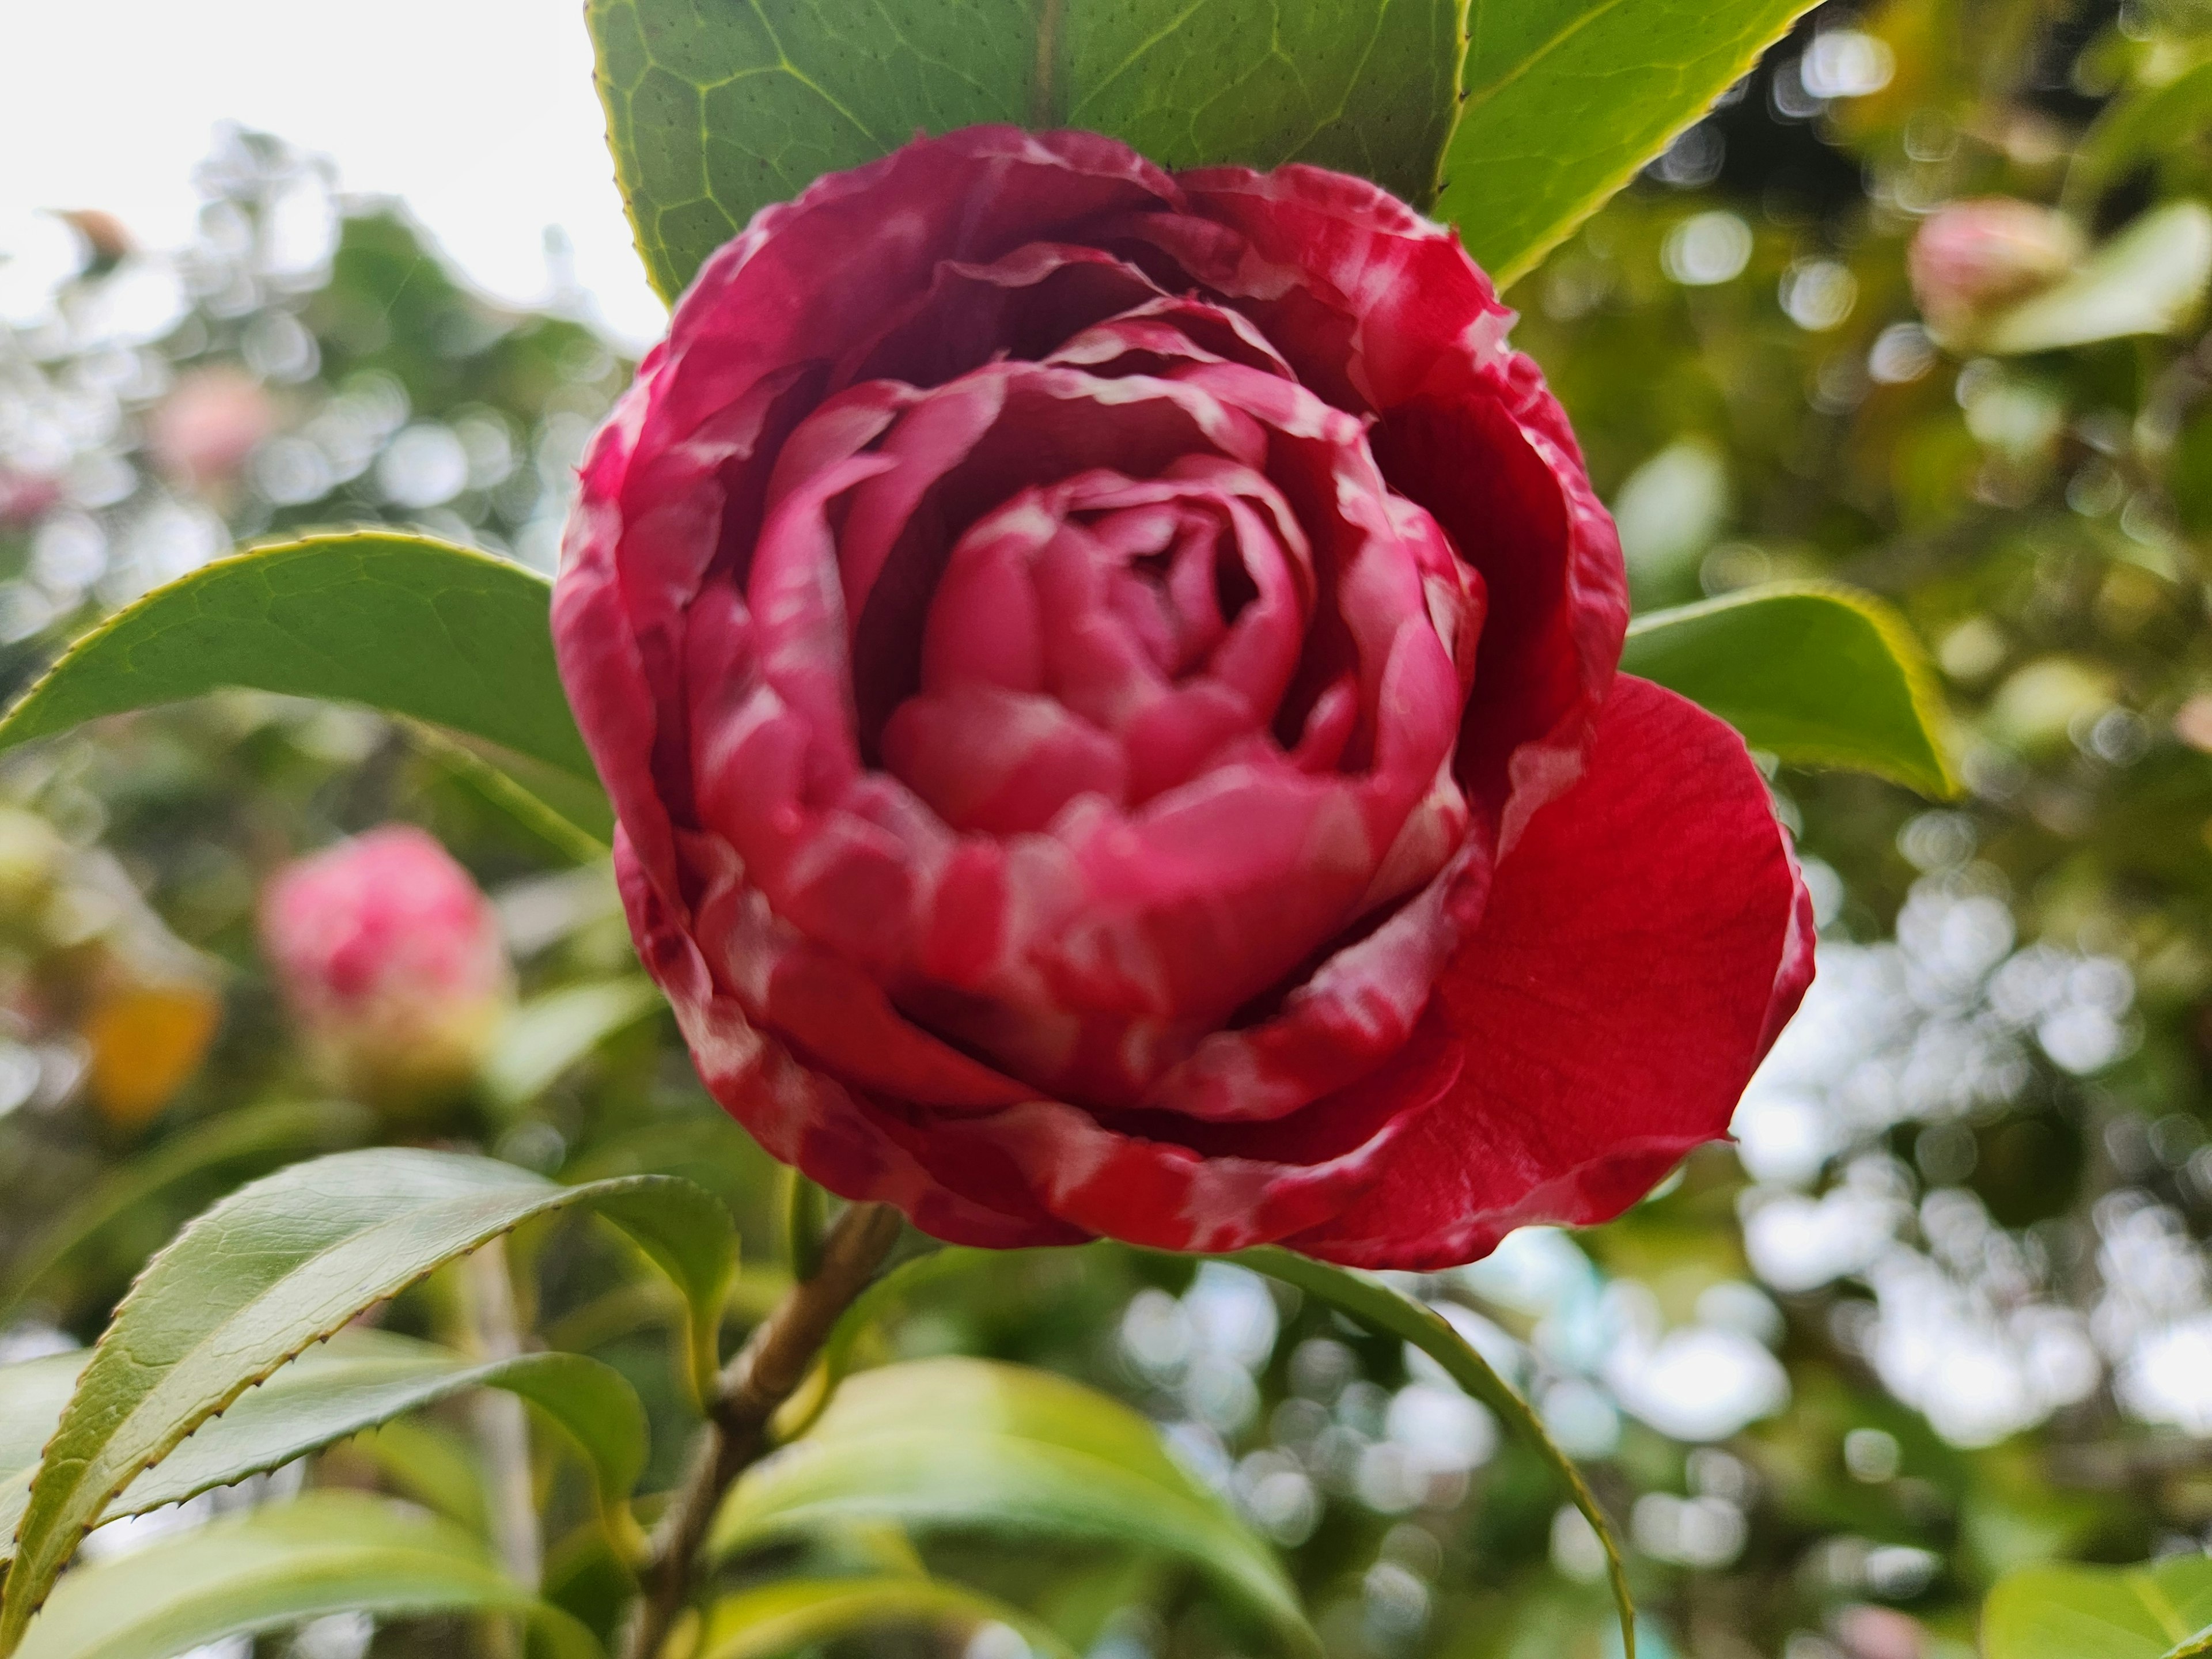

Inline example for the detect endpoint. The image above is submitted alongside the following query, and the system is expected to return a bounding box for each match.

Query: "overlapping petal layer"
[553,126,1810,1265]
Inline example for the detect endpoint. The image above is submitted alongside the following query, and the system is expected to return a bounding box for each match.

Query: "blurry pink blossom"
[148,363,274,494]
[260,825,513,1112]
[1910,198,2082,341]
[0,470,61,528]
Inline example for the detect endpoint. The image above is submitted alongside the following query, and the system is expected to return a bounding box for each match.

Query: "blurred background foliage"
[9,1,2212,1656]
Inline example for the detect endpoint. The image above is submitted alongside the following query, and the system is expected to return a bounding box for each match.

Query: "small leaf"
[0,1099,373,1325]
[0,532,596,786]
[12,1493,601,1659]
[1983,1556,2212,1659]
[710,1358,1314,1656]
[1620,582,1955,797]
[588,0,1461,302]
[698,1577,1078,1659]
[1981,202,2212,355]
[480,979,662,1112]
[1439,0,1820,288]
[0,1149,731,1653]
[1230,1247,1635,1659]
[0,1332,646,1564]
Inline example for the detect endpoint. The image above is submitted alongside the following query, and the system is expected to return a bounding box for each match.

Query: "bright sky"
[0,0,669,348]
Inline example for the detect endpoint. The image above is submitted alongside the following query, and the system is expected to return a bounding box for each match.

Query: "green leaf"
[772,1246,1001,1442]
[1619,582,1955,797]
[0,1149,732,1654]
[1980,202,2212,355]
[480,979,663,1112]
[0,532,596,786]
[698,1577,1079,1659]
[12,1493,600,1659]
[1983,1555,2212,1659]
[0,1332,647,1565]
[588,0,1462,302]
[0,1099,374,1326]
[2066,60,2212,209]
[1438,0,1819,288]
[710,1357,1314,1656]
[1230,1246,1635,1659]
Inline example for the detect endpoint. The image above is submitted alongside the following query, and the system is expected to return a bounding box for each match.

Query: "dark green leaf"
[1619,582,1955,797]
[1983,1556,2212,1659]
[698,1577,1078,1659]
[0,1099,373,1326]
[12,1493,600,1659]
[0,1149,730,1653]
[1230,1245,1635,1659]
[710,1357,1314,1656]
[1438,0,1819,288]
[0,1332,646,1564]
[0,532,596,785]
[588,0,1460,302]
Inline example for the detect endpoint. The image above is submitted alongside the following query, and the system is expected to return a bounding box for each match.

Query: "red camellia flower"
[260,825,514,1112]
[554,127,1813,1267]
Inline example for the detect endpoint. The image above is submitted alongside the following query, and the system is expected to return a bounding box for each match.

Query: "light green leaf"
[1230,1246,1635,1659]
[698,1577,1078,1659]
[710,1357,1314,1656]
[1620,582,1955,797]
[0,532,596,786]
[1439,0,1819,288]
[1983,1555,2212,1659]
[12,1493,600,1659]
[1981,202,2212,355]
[0,1099,374,1326]
[0,1332,646,1566]
[0,1149,731,1654]
[588,0,1461,302]
[480,979,662,1112]
[772,1247,1001,1441]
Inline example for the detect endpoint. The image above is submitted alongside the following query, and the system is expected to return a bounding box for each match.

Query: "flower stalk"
[619,1200,904,1659]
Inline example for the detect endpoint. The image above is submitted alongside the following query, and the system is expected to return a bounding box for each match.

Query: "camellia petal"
[1277,677,1816,1268]
[553,126,1811,1268]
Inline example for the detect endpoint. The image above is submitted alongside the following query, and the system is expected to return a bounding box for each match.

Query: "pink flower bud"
[148,364,274,494]
[1909,198,2082,340]
[259,826,513,1111]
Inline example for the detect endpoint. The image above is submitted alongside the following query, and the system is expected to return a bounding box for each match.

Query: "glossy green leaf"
[1983,1555,2212,1659]
[1231,1246,1635,1659]
[0,532,594,785]
[698,1577,1078,1659]
[0,1099,373,1325]
[711,1357,1313,1655]
[0,1149,731,1654]
[1620,582,1955,797]
[1979,202,2212,355]
[480,979,662,1111]
[588,0,1461,302]
[12,1493,600,1659]
[0,1332,646,1565]
[1438,0,1817,287]
[403,721,612,861]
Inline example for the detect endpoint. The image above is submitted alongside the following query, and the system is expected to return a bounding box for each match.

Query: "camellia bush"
[4,3,2209,1659]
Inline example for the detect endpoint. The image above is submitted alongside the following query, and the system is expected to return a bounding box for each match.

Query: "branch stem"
[618,1201,903,1659]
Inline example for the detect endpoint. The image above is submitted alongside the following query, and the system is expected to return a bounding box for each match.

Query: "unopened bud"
[1910,198,2083,343]
[259,826,513,1113]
